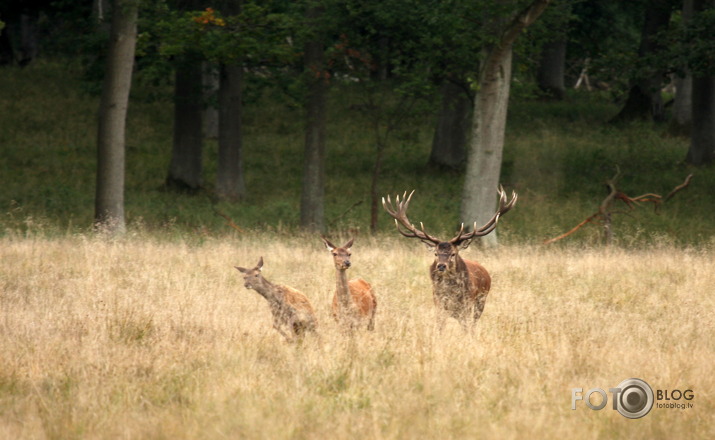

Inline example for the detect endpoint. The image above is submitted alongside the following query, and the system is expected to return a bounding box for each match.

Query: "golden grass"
[1,234,713,439]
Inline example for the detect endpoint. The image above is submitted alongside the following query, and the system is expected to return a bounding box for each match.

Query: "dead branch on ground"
[212,205,245,233]
[544,168,693,245]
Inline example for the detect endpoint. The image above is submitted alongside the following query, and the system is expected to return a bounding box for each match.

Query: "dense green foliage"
[1,60,713,246]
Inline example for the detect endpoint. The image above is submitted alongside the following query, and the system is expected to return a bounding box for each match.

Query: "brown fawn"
[321,236,377,331]
[382,187,517,329]
[235,257,317,342]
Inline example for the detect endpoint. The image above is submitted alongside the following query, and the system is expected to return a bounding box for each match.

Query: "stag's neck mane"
[453,254,469,274]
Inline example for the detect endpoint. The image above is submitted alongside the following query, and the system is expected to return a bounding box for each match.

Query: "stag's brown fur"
[235,257,317,342]
[322,237,377,331]
[430,243,491,328]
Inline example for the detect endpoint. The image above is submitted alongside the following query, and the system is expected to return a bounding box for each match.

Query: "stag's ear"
[343,238,354,250]
[256,257,264,271]
[235,266,248,273]
[321,236,335,252]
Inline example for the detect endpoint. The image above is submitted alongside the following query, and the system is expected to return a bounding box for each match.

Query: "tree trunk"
[202,62,219,139]
[671,0,694,134]
[0,23,13,65]
[612,0,673,123]
[300,6,327,232]
[216,63,246,200]
[673,74,693,130]
[93,0,112,23]
[94,0,137,234]
[370,138,387,234]
[460,0,551,247]
[428,79,470,170]
[18,13,38,66]
[461,48,513,248]
[686,75,715,165]
[686,0,715,165]
[166,58,204,192]
[537,39,566,100]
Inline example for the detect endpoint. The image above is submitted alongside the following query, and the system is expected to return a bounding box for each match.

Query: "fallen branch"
[544,169,693,245]
[543,212,600,245]
[212,205,245,233]
[665,173,693,202]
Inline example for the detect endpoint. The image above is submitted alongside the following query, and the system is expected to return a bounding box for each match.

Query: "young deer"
[321,237,377,331]
[382,187,517,329]
[235,257,317,342]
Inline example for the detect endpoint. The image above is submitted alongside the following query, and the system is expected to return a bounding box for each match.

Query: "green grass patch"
[1,60,713,245]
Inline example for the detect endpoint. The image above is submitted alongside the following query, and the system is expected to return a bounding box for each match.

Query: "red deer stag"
[235,257,317,342]
[321,237,377,331]
[382,187,517,329]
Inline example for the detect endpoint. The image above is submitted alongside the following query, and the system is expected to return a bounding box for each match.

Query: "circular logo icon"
[615,378,654,419]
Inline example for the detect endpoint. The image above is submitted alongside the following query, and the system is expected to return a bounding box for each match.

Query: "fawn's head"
[322,236,354,270]
[235,257,268,291]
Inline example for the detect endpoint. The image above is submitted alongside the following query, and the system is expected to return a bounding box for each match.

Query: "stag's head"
[322,236,354,271]
[235,257,268,291]
[433,241,460,272]
[382,187,517,272]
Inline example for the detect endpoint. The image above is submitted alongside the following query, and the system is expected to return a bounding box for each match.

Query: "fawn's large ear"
[321,236,335,252]
[343,238,354,250]
[235,266,248,273]
[256,257,264,271]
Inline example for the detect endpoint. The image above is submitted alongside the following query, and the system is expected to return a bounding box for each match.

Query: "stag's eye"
[348,253,352,257]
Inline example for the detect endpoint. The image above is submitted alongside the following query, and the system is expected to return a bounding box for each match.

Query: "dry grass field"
[1,234,713,439]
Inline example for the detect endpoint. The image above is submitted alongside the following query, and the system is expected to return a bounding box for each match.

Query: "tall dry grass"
[1,234,713,439]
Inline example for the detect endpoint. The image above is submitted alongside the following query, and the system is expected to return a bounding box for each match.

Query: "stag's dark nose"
[437,263,446,271]
[344,260,351,268]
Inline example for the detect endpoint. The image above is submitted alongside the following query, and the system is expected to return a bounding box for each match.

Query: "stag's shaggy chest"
[431,269,474,317]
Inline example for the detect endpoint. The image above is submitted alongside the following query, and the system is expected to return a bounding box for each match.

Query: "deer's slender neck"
[254,278,283,306]
[335,268,351,308]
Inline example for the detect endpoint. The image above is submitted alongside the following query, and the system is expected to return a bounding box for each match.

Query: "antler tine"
[451,186,518,243]
[382,190,441,245]
[456,222,465,237]
[472,189,507,234]
[392,219,415,239]
[398,190,414,214]
[473,187,517,234]
[383,192,420,240]
[498,185,507,206]
[419,222,433,239]
[382,194,397,217]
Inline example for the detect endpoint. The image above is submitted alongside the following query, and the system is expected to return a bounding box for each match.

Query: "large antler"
[381,190,442,246]
[449,186,518,246]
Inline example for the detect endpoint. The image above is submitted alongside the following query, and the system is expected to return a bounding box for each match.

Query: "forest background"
[0,0,713,245]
